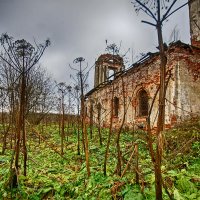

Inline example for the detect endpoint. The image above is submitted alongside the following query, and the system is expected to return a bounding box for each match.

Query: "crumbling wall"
[178,52,200,120]
[189,0,200,48]
[86,44,200,130]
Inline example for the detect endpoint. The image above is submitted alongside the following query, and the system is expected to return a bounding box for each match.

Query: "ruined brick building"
[85,0,200,129]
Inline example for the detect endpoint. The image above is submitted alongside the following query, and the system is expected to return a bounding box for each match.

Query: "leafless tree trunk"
[73,57,90,177]
[132,1,188,199]
[61,95,65,155]
[135,143,139,184]
[74,85,81,155]
[0,34,50,185]
[116,76,126,176]
[89,101,93,139]
[97,103,103,146]
[57,82,67,155]
[0,88,9,154]
[103,84,114,176]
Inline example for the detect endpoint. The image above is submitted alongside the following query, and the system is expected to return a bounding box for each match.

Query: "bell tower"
[94,54,124,87]
[189,0,200,47]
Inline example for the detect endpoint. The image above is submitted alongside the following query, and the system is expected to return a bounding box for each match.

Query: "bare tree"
[71,57,90,177]
[65,85,73,141]
[97,102,103,146]
[0,85,9,154]
[103,43,120,176]
[57,82,67,155]
[0,58,19,148]
[27,71,56,125]
[103,84,114,176]
[89,99,94,139]
[73,85,81,155]
[131,1,188,199]
[0,57,55,153]
[0,33,50,186]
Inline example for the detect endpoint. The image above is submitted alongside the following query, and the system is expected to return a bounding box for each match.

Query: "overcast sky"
[0,0,190,88]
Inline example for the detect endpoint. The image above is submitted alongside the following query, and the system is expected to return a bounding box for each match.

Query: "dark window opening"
[90,103,93,116]
[97,103,101,120]
[113,97,119,117]
[138,90,148,116]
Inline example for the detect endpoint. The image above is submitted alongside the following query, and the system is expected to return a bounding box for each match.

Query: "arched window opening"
[113,97,119,117]
[138,90,148,116]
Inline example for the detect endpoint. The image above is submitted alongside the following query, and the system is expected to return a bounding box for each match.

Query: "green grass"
[0,120,200,199]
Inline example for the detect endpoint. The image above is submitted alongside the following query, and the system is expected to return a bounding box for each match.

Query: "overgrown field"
[0,119,200,200]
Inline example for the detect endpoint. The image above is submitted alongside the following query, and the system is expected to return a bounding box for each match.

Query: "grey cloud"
[0,0,190,88]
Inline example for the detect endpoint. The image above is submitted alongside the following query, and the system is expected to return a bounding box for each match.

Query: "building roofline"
[85,41,200,99]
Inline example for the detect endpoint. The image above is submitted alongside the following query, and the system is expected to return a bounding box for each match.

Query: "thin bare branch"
[162,2,188,22]
[141,20,157,26]
[132,0,157,22]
